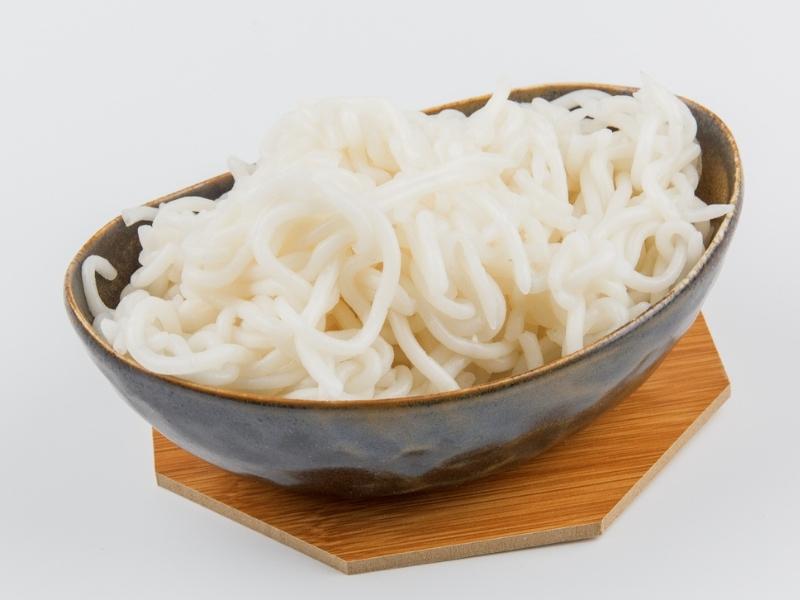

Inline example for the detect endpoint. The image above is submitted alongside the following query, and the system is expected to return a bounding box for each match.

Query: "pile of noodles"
[84,78,731,400]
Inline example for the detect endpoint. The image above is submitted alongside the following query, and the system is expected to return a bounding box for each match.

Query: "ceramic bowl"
[64,83,742,498]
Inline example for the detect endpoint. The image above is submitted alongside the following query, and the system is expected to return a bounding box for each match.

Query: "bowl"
[64,83,742,498]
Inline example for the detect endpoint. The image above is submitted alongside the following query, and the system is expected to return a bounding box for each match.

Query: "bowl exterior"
[67,243,725,497]
[65,84,741,498]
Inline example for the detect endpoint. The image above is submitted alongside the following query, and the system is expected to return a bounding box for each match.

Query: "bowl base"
[153,314,729,574]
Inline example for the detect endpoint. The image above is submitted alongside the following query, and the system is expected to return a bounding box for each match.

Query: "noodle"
[82,78,730,400]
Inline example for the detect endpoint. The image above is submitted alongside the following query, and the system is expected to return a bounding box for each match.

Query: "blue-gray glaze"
[65,84,741,498]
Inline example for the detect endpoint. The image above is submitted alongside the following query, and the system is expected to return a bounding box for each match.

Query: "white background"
[2,1,798,598]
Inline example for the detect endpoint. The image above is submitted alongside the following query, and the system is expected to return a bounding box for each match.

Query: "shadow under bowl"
[64,83,742,498]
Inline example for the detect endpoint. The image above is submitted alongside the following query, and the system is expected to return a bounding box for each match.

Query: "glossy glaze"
[65,84,742,497]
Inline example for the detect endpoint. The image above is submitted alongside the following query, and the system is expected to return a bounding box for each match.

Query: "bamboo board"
[153,314,729,574]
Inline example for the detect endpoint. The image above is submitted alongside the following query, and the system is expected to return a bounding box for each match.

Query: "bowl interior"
[66,83,740,403]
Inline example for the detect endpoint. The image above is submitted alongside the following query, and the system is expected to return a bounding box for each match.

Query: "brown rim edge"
[64,82,742,409]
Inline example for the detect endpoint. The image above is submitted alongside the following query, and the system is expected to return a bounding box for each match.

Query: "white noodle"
[83,78,731,399]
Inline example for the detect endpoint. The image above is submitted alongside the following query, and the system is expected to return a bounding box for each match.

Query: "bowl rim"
[64,82,742,410]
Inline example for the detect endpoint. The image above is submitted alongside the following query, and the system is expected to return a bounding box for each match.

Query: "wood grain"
[153,314,729,574]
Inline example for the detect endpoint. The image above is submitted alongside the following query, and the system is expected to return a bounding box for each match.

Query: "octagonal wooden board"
[153,314,729,574]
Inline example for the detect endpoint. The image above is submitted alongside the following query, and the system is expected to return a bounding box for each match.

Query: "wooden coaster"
[153,314,729,574]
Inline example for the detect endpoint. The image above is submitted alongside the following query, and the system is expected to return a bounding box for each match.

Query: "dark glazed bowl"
[65,83,742,498]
